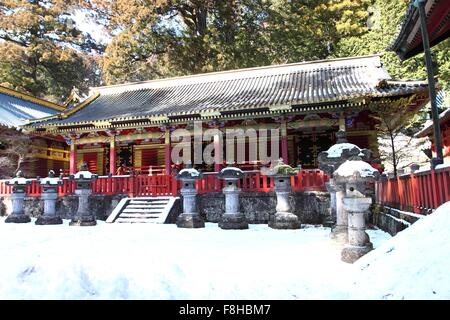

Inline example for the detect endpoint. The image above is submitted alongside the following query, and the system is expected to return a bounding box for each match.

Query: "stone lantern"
[217,165,248,230]
[69,163,98,226]
[318,130,371,243]
[266,159,300,229]
[333,158,380,263]
[36,170,63,225]
[5,171,31,223]
[175,164,204,228]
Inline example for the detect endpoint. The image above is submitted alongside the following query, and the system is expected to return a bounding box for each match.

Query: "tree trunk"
[389,131,397,178]
[15,156,24,176]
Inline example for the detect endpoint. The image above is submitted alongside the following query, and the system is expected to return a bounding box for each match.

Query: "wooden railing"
[376,165,450,214]
[0,169,328,198]
[0,178,76,197]
[197,169,328,194]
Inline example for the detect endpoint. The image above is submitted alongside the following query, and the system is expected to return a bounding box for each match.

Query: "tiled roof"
[415,90,449,137]
[28,55,428,127]
[416,109,450,137]
[0,86,63,127]
[389,0,450,60]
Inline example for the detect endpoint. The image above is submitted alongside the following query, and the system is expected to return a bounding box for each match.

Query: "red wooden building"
[0,85,69,178]
[416,107,450,164]
[9,55,428,197]
[389,0,450,61]
[375,0,450,215]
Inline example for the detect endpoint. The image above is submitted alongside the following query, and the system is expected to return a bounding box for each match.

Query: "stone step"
[129,200,169,205]
[115,218,158,223]
[126,204,166,209]
[122,208,163,213]
[108,196,178,224]
[119,213,161,218]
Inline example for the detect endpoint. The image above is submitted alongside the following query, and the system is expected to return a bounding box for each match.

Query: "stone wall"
[371,204,421,236]
[1,191,330,225]
[198,191,329,224]
[0,195,127,221]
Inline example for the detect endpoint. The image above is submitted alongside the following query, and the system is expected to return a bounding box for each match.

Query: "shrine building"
[23,55,428,180]
[0,85,69,177]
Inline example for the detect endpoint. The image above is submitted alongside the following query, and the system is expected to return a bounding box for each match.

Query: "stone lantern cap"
[69,163,99,181]
[264,158,299,176]
[218,166,245,180]
[176,163,202,180]
[318,130,371,175]
[325,143,364,159]
[6,171,31,186]
[39,170,63,186]
[333,160,380,184]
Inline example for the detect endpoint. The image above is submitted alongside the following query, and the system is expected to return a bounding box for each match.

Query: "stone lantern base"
[219,213,248,230]
[5,214,31,223]
[69,216,97,226]
[341,242,373,263]
[269,212,300,229]
[176,213,205,228]
[35,216,63,225]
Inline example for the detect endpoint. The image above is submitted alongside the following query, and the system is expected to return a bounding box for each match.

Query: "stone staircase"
[106,197,177,223]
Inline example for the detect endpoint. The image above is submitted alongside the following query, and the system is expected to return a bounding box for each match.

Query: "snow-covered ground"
[0,202,449,299]
[351,201,450,299]
[0,220,388,299]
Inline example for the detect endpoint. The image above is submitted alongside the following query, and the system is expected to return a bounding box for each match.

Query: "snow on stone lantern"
[5,171,31,223]
[318,130,371,243]
[36,170,63,225]
[175,163,204,228]
[69,163,98,226]
[266,158,300,229]
[333,157,380,263]
[217,165,248,230]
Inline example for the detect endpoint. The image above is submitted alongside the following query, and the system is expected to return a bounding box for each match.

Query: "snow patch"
[72,171,96,180]
[40,177,62,185]
[335,160,377,177]
[0,220,390,299]
[352,201,450,299]
[435,164,450,170]
[326,143,360,158]
[7,177,29,185]
[178,168,201,177]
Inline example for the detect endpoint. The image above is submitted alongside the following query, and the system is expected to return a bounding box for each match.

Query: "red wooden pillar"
[69,142,77,174]
[214,133,222,172]
[109,136,116,175]
[411,171,419,214]
[430,169,439,209]
[165,129,171,175]
[397,176,404,211]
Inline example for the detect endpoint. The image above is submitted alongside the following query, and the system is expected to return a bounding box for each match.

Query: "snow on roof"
[178,168,201,177]
[326,143,361,158]
[435,163,450,170]
[415,108,450,138]
[40,177,62,186]
[352,201,450,299]
[71,170,97,180]
[6,177,29,185]
[334,160,378,178]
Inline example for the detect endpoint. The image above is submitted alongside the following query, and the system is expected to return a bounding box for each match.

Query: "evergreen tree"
[92,0,371,84]
[332,0,449,89]
[0,0,103,102]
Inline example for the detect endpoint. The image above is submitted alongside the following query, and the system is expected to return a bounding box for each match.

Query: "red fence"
[376,165,450,214]
[0,169,328,198]
[197,169,328,194]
